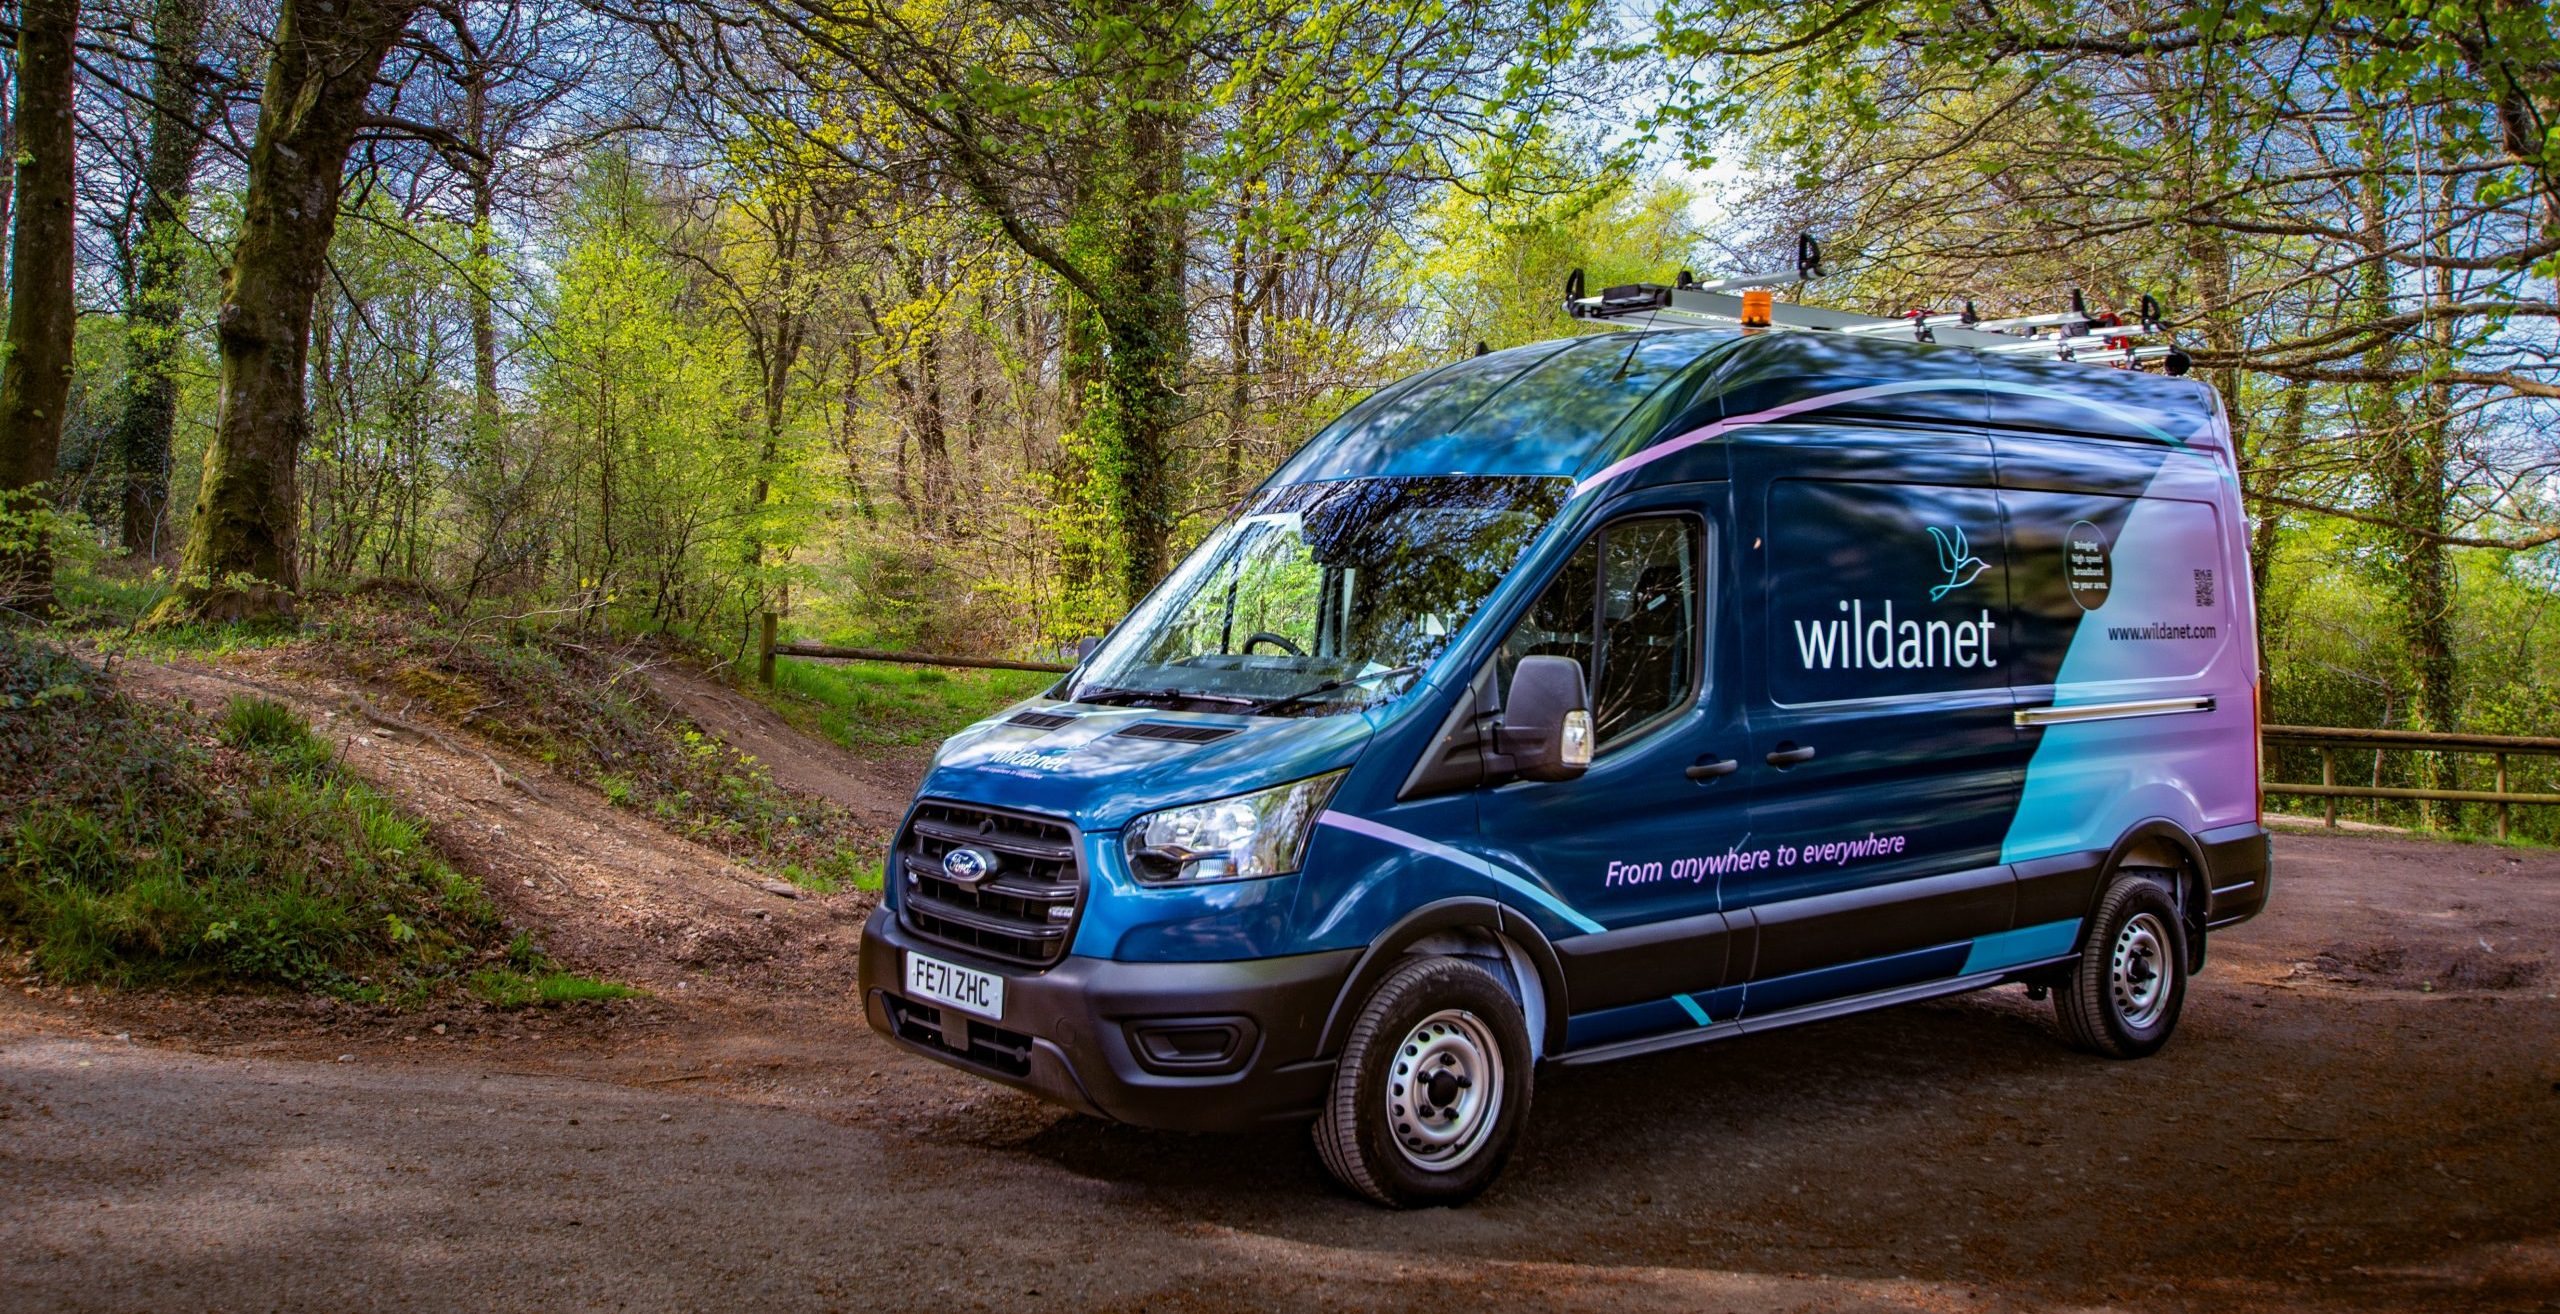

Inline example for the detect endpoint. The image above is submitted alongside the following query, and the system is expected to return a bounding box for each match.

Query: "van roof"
[1267,329,2228,489]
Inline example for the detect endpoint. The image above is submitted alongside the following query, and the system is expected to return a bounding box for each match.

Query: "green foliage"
[2262,526,2560,842]
[527,151,788,634]
[1393,165,1713,354]
[0,631,509,995]
[765,656,1051,750]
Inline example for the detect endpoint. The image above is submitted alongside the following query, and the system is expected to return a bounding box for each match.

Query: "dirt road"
[6,826,2556,1313]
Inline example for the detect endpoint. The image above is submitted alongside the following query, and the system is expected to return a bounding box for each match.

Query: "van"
[858,297,2272,1207]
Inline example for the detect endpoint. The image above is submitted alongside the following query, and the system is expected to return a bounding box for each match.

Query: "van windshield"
[1070,475,1571,717]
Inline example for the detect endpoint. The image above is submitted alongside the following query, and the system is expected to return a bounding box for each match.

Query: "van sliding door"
[1728,447,2027,1013]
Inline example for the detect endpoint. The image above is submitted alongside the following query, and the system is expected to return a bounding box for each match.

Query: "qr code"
[2193,569,2216,608]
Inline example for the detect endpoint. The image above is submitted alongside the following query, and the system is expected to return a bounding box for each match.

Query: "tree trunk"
[111,0,210,561]
[2352,152,2456,823]
[464,74,501,446]
[1096,91,1190,607]
[1224,220,1250,506]
[2250,378,2307,630]
[152,0,421,624]
[748,199,806,571]
[0,0,79,616]
[2405,224,2461,814]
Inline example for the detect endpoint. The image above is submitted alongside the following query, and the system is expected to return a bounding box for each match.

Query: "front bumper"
[858,906,1359,1132]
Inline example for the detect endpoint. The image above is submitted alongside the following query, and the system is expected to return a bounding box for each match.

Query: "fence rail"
[755,621,1073,687]
[2262,723,2560,838]
[751,625,2559,838]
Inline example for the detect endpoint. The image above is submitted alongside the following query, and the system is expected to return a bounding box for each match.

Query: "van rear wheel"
[2055,870,2189,1058]
[1313,955,1532,1208]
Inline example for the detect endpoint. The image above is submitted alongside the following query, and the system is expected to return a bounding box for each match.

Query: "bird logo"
[1927,525,1989,600]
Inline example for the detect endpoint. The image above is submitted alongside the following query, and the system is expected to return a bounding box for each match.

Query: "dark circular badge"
[2066,519,2113,611]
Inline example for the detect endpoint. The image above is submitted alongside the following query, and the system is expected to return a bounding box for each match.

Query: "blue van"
[859,312,2272,1207]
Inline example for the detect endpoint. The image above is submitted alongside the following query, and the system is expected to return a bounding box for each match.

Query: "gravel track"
[6,830,2555,1312]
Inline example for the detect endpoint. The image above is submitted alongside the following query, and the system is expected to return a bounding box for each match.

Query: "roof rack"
[1562,236,2192,375]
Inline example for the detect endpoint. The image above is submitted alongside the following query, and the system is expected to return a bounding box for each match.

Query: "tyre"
[2054,869,2189,1059]
[1313,955,1533,1208]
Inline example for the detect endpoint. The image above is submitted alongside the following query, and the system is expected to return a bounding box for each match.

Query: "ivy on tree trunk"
[153,0,422,625]
[112,0,212,562]
[0,0,80,616]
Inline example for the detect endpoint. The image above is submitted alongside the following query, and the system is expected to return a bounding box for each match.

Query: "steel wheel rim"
[1385,1008,1503,1171]
[2111,911,2172,1029]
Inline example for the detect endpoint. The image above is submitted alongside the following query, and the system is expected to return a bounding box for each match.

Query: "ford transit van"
[859,319,2271,1207]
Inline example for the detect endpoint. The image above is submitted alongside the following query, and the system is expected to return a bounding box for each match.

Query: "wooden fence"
[755,619,1072,688]
[2262,724,2560,839]
[754,623,2560,839]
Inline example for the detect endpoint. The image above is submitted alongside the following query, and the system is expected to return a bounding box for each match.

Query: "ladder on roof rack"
[1562,235,2193,375]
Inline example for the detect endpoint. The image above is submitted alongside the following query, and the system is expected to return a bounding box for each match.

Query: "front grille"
[897,800,1084,968]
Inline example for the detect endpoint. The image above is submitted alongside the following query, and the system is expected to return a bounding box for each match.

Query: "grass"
[0,636,518,1000]
[49,558,304,658]
[775,843,884,894]
[766,657,1052,751]
[467,966,645,1008]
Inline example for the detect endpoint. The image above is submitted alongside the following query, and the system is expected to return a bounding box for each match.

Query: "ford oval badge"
[941,846,999,885]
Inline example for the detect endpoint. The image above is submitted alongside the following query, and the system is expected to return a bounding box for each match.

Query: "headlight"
[1124,771,1346,884]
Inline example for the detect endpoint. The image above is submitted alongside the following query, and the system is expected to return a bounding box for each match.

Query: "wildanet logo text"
[1792,600,2001,670]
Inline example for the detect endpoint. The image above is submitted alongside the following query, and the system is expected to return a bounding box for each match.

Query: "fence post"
[2496,752,2510,841]
[758,611,778,687]
[2319,747,2336,827]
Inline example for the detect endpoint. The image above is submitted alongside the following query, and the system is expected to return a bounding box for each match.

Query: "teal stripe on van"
[1961,918,2083,974]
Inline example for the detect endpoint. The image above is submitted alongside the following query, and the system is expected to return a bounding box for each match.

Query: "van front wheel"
[1313,955,1533,1208]
[2055,870,2189,1058]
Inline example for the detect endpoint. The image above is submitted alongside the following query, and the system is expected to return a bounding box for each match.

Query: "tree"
[153,0,425,623]
[109,0,215,560]
[1631,0,2560,784]
[639,0,1612,605]
[0,0,81,615]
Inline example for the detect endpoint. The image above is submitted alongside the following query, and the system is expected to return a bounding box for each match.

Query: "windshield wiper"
[1073,684,1259,710]
[1248,665,1423,716]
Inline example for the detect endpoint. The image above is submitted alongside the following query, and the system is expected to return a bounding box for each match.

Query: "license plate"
[905,950,1004,1022]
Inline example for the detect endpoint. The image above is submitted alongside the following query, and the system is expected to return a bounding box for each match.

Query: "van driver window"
[1498,516,1701,746]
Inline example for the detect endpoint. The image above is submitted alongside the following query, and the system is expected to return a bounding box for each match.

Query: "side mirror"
[1496,655,1593,783]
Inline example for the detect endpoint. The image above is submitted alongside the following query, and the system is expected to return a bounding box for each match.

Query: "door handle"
[1685,758,1740,781]
[1764,743,1818,768]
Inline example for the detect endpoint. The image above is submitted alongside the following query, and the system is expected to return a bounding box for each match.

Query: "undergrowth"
[278,595,880,881]
[765,657,1050,750]
[0,632,509,1000]
[56,569,892,886]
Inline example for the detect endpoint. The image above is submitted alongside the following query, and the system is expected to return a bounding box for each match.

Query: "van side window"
[1498,515,1701,747]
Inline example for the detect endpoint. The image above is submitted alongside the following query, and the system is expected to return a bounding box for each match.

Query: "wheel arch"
[2094,817,2210,970]
[1315,897,1571,1061]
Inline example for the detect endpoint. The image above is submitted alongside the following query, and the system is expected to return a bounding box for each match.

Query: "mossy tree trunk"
[112,0,212,561]
[1092,77,1191,609]
[0,0,80,617]
[153,0,420,625]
